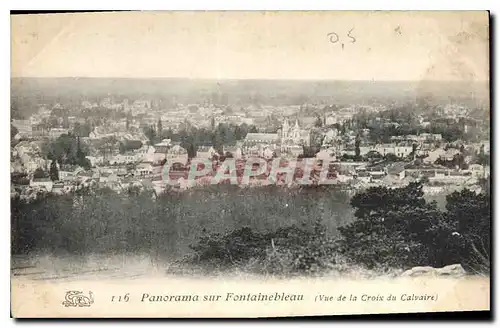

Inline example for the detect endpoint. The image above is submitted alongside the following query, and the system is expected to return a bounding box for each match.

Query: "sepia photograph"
[10,10,490,318]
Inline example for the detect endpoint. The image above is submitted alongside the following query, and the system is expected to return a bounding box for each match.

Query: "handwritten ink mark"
[327,32,339,44]
[347,28,356,43]
[328,28,355,50]
[395,26,402,36]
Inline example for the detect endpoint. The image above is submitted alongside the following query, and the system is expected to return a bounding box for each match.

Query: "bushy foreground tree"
[184,218,339,275]
[445,189,491,274]
[337,181,490,273]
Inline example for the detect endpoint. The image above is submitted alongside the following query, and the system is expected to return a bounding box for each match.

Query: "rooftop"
[32,178,51,182]
[244,133,279,142]
[197,146,214,152]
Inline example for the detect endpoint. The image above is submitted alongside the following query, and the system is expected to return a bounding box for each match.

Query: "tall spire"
[282,119,289,139]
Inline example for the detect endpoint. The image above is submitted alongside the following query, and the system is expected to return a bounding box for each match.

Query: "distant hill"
[11,77,489,119]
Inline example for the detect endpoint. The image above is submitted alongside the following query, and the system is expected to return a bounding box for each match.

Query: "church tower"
[292,119,301,141]
[282,119,290,139]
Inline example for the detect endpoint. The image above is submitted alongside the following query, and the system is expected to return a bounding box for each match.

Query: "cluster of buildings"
[11,97,491,201]
[240,119,311,158]
[13,98,368,139]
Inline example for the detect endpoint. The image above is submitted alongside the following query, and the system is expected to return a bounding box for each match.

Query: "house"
[341,148,356,157]
[406,135,419,142]
[359,145,373,156]
[51,182,65,194]
[401,163,451,181]
[316,148,336,161]
[325,116,338,126]
[151,163,164,176]
[49,128,69,139]
[109,154,139,165]
[86,156,105,167]
[439,149,460,161]
[135,162,154,177]
[335,173,354,183]
[355,171,372,183]
[280,145,302,157]
[244,133,280,146]
[382,173,405,186]
[223,145,243,159]
[76,171,94,184]
[366,164,385,175]
[428,170,473,186]
[73,170,93,180]
[374,144,396,156]
[385,162,407,180]
[322,128,340,146]
[24,157,47,173]
[59,171,76,182]
[13,141,33,157]
[262,146,276,159]
[370,171,385,181]
[108,166,128,177]
[30,178,53,192]
[337,162,367,174]
[416,144,434,157]
[245,145,261,157]
[390,136,405,142]
[132,100,151,111]
[11,119,33,138]
[146,152,165,164]
[474,140,491,154]
[166,145,189,164]
[395,145,413,158]
[99,172,119,183]
[432,134,443,141]
[468,164,489,179]
[102,180,124,193]
[52,182,74,195]
[196,146,217,159]
[423,148,446,164]
[420,133,432,140]
[153,140,171,154]
[136,145,156,155]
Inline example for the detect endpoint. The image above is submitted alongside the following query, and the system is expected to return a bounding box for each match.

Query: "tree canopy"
[338,181,490,273]
[45,134,91,169]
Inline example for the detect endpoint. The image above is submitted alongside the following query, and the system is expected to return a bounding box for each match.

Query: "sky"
[11,11,489,81]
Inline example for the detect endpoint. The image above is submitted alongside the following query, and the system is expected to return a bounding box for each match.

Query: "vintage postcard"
[10,11,490,318]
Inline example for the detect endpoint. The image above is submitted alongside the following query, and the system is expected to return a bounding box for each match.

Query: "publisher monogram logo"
[62,291,94,307]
